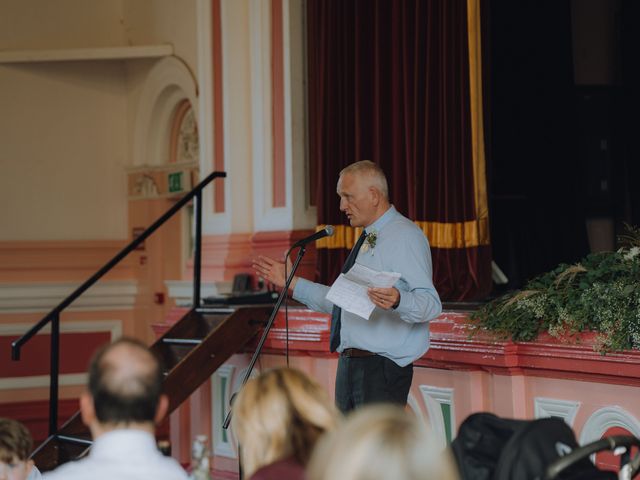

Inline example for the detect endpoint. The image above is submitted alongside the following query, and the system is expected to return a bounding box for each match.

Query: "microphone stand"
[222,244,307,431]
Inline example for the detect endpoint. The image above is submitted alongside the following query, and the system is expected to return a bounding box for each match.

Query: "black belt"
[340,348,376,358]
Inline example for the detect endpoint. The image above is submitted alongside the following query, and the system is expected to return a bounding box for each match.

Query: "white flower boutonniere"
[361,230,378,254]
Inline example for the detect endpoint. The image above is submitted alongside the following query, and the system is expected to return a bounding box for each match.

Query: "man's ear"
[80,391,96,427]
[154,394,169,424]
[369,186,381,206]
[25,459,34,475]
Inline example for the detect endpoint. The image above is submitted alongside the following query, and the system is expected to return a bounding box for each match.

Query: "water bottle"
[189,434,212,480]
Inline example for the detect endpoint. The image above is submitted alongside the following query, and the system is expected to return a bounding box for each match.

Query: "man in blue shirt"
[254,161,442,412]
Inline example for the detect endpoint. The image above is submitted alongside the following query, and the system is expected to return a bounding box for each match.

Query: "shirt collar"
[91,429,159,459]
[365,205,397,234]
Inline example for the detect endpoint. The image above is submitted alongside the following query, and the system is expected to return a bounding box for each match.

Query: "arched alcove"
[132,56,198,167]
[580,406,640,444]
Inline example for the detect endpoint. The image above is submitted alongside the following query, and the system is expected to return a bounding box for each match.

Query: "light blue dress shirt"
[42,429,188,480]
[293,205,442,366]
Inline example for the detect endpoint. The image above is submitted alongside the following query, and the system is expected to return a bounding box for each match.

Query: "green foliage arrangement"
[471,224,640,352]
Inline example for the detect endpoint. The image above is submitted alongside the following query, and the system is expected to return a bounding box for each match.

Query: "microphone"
[291,225,335,248]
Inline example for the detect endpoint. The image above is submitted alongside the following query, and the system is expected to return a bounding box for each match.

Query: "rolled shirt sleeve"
[389,225,442,323]
[292,277,334,314]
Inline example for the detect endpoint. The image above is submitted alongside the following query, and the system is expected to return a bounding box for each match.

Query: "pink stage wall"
[157,307,640,476]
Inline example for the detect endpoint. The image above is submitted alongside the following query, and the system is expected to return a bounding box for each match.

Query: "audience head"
[338,160,390,227]
[0,418,35,480]
[308,405,459,480]
[231,367,339,478]
[81,337,167,436]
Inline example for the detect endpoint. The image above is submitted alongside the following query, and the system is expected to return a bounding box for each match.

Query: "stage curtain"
[307,0,491,300]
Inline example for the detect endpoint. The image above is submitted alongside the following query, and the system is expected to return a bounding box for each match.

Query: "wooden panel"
[160,306,269,411]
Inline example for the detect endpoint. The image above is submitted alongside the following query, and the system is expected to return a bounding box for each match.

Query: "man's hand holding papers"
[325,263,401,319]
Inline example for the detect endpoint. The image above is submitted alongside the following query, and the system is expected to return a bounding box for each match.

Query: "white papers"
[326,263,401,319]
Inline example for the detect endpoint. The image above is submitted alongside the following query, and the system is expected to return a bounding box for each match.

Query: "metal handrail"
[11,170,226,436]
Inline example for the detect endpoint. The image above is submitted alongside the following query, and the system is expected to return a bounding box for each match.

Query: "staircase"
[30,304,270,472]
[8,171,274,472]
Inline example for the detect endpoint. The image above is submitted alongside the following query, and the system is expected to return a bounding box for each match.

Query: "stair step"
[196,307,236,314]
[155,343,196,372]
[56,434,93,446]
[32,435,91,472]
[151,310,231,372]
[170,310,229,338]
[162,338,203,345]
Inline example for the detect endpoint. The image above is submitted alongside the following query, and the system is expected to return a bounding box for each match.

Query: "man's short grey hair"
[339,160,389,199]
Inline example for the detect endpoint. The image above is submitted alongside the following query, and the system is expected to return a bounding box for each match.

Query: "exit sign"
[168,171,184,193]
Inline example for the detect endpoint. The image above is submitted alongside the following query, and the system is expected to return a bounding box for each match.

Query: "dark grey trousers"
[335,354,414,413]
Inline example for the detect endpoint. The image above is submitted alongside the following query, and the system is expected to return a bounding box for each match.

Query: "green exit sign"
[168,171,183,193]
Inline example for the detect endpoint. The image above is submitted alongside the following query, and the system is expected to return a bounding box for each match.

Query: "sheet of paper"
[325,263,401,319]
[344,263,401,288]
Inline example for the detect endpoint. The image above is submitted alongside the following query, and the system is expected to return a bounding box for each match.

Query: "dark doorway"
[485,0,639,291]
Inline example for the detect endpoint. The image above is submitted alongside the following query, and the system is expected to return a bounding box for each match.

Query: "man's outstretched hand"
[252,255,296,290]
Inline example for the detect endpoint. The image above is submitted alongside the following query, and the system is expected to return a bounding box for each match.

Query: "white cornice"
[0,281,138,313]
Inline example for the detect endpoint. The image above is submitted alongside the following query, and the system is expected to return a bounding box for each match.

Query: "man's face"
[337,173,378,227]
[0,457,33,480]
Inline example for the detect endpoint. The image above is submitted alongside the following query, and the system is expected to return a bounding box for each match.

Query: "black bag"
[451,412,617,480]
[451,412,527,480]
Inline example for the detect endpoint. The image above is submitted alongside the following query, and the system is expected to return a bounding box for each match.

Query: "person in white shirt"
[43,338,188,480]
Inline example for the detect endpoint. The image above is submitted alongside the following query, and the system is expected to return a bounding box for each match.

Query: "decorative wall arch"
[132,56,198,167]
[580,406,640,445]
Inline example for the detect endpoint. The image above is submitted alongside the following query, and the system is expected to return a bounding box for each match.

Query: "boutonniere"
[361,230,377,253]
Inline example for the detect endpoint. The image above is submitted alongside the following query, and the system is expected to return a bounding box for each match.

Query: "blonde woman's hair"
[339,160,389,199]
[231,367,339,478]
[308,405,459,480]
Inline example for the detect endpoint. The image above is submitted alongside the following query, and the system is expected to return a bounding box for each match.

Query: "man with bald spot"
[44,338,188,480]
[254,161,442,412]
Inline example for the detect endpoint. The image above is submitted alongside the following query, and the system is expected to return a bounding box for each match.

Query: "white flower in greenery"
[624,246,640,261]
